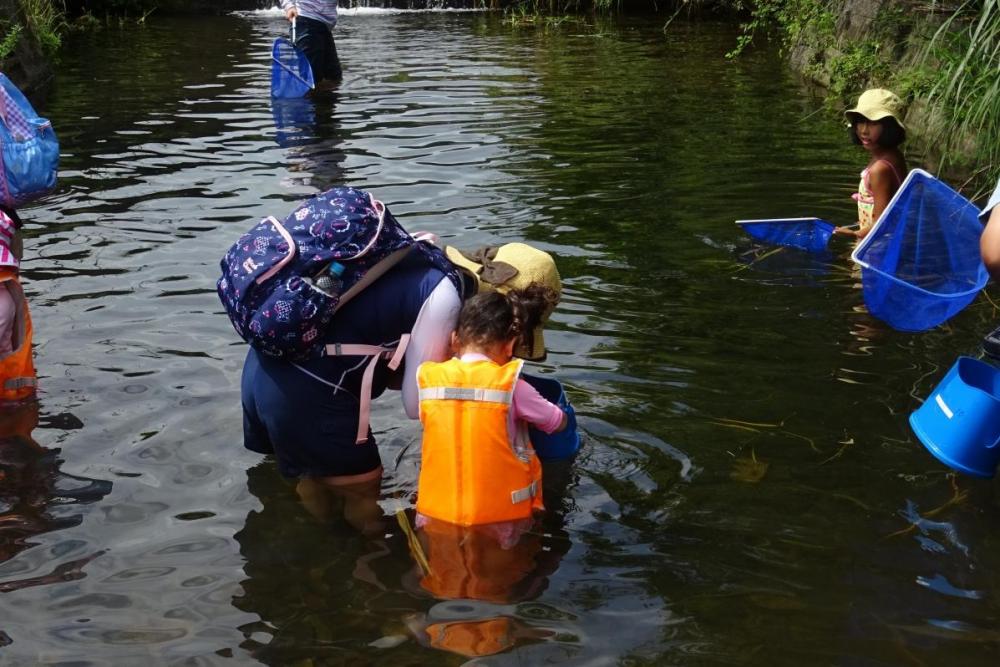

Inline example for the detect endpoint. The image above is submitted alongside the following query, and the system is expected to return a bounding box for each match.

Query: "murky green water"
[1,8,998,665]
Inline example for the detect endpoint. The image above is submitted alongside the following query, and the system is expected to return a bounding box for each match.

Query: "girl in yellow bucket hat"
[834,88,909,241]
[444,242,561,361]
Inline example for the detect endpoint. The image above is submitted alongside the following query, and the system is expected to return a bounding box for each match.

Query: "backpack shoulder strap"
[332,245,414,314]
[317,334,411,444]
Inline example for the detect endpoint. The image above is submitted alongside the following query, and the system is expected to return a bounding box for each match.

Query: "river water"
[1,7,998,665]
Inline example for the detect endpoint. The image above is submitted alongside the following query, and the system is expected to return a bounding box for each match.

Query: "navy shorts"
[241,349,381,478]
[294,15,342,83]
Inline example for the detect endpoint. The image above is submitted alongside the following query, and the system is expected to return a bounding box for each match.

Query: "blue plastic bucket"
[909,356,1000,478]
[521,373,580,461]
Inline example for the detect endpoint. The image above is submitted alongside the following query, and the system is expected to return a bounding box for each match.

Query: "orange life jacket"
[416,357,542,526]
[0,274,35,403]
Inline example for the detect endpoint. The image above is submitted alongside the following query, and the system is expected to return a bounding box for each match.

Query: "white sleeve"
[982,177,1000,223]
[401,277,462,419]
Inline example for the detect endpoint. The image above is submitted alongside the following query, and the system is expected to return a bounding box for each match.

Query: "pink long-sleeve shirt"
[458,352,566,435]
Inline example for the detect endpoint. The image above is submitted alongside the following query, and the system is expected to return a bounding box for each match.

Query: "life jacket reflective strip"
[416,357,543,526]
[0,276,36,402]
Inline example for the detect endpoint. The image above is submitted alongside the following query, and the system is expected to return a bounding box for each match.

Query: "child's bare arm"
[982,205,1000,282]
[867,162,898,226]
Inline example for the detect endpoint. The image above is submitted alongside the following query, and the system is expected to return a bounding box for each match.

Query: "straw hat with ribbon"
[845,88,907,129]
[445,243,561,361]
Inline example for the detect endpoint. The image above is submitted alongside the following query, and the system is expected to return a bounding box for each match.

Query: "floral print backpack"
[217,186,457,360]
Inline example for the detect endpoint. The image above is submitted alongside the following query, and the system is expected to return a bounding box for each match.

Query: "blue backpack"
[0,74,58,208]
[217,186,460,360]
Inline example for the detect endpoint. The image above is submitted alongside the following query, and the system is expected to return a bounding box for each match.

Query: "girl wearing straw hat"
[834,88,909,241]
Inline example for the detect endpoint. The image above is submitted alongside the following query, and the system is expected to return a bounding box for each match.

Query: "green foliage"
[726,0,996,185]
[0,22,23,60]
[827,40,893,98]
[18,0,65,56]
[893,64,937,99]
[917,0,1000,187]
[69,11,101,29]
[504,2,582,27]
[500,0,662,14]
[727,0,835,58]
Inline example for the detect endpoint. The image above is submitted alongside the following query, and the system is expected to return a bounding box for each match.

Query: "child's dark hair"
[847,115,906,148]
[455,285,559,352]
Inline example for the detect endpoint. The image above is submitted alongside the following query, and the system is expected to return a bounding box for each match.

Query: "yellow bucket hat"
[445,242,561,361]
[845,88,906,129]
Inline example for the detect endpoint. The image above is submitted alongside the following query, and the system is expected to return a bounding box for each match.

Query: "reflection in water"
[271,91,346,190]
[232,462,405,664]
[404,461,577,658]
[233,459,581,662]
[0,400,110,592]
[271,97,318,148]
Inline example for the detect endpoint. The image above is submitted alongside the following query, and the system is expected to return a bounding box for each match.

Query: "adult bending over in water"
[241,247,461,534]
[238,202,563,534]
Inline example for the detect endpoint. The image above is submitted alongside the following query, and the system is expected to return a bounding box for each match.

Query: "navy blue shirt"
[241,252,448,477]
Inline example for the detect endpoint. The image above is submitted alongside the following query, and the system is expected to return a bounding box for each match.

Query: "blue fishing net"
[736,217,834,253]
[851,169,988,332]
[270,37,314,99]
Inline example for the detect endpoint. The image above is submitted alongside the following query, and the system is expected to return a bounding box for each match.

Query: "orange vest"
[416,357,543,526]
[0,274,36,403]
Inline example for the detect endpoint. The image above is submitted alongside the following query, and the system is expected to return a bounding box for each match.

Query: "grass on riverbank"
[0,0,65,62]
[20,0,64,54]
[728,0,999,194]
[917,0,1000,188]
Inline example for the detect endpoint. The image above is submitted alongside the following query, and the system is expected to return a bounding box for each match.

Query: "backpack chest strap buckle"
[324,335,411,444]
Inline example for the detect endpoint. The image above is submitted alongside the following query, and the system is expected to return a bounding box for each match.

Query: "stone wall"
[783,0,975,172]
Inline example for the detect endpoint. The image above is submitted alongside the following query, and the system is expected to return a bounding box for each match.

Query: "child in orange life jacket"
[415,286,567,537]
[0,206,35,403]
[833,89,908,241]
